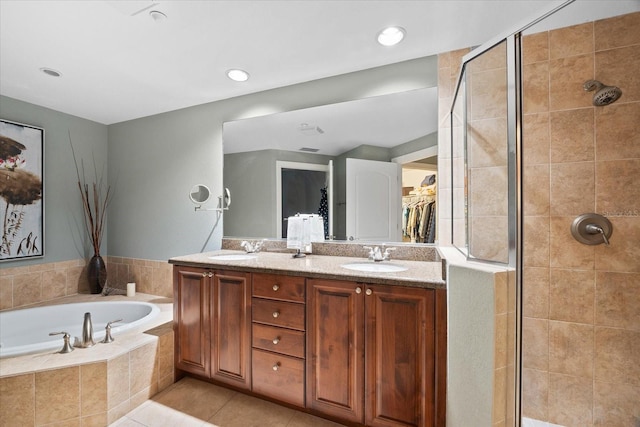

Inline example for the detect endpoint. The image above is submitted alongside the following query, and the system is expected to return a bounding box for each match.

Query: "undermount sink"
[340,262,408,273]
[208,254,257,261]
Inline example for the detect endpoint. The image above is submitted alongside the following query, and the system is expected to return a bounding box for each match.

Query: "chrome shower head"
[584,79,622,106]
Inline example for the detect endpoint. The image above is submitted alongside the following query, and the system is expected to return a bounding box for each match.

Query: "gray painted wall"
[0,95,108,268]
[108,55,438,260]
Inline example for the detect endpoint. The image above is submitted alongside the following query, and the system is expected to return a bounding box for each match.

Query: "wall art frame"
[0,119,45,261]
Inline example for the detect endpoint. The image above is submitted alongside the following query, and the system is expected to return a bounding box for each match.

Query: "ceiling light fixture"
[39,67,62,77]
[377,26,406,46]
[227,69,250,82]
[148,10,167,22]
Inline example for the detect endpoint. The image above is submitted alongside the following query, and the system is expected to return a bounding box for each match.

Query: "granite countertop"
[169,250,445,290]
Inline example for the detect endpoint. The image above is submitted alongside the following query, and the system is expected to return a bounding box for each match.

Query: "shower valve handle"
[585,224,610,245]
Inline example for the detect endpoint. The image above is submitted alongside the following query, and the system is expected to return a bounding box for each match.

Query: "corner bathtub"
[0,301,160,358]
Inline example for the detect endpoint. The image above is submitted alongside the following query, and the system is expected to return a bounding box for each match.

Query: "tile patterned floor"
[110,377,345,427]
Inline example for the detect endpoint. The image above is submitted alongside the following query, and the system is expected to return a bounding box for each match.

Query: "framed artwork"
[0,119,44,261]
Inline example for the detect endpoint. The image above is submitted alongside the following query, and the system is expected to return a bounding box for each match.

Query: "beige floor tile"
[109,377,350,427]
[125,400,210,427]
[152,377,236,421]
[108,417,145,427]
[207,392,296,427]
[287,411,345,427]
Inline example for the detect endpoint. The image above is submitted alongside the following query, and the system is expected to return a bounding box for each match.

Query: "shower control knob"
[571,213,613,246]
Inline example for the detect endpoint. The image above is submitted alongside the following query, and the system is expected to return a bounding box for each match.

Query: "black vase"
[87,254,107,294]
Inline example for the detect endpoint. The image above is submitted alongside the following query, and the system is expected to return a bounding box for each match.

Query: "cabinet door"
[365,285,435,427]
[211,270,252,390]
[174,266,210,377]
[307,279,364,423]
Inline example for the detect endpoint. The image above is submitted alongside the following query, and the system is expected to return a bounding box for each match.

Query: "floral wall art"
[0,119,44,261]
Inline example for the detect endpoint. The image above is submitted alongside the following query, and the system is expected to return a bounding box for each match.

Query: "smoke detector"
[299,123,324,136]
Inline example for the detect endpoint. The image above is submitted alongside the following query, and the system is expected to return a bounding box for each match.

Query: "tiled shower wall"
[0,257,172,310]
[521,12,640,427]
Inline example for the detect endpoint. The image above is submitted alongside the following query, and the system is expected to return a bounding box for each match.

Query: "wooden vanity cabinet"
[251,273,306,407]
[173,266,251,390]
[307,278,441,427]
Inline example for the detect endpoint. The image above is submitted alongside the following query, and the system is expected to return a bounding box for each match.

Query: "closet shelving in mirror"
[402,184,436,244]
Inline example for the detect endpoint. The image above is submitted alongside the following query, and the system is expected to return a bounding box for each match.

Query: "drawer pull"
[208,272,213,278]
[365,288,373,296]
[272,337,280,345]
[272,284,280,291]
[202,272,207,277]
[272,362,281,371]
[272,311,280,318]
[355,287,362,294]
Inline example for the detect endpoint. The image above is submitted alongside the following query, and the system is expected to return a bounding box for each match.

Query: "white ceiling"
[223,87,438,156]
[2,0,638,157]
[1,0,573,126]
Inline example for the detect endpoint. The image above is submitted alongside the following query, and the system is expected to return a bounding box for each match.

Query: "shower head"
[583,79,622,106]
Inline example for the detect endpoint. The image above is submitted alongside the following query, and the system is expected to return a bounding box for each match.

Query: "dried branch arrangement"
[69,132,112,256]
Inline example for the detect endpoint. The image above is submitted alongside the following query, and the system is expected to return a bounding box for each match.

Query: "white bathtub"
[0,301,160,358]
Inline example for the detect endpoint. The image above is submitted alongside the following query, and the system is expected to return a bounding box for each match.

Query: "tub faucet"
[49,331,74,353]
[78,312,95,348]
[101,319,123,343]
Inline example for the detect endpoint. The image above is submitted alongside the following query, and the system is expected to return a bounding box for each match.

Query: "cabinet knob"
[272,311,280,318]
[365,288,373,296]
[202,272,207,277]
[272,284,280,291]
[208,272,213,278]
[272,337,280,345]
[355,287,362,294]
[272,362,281,371]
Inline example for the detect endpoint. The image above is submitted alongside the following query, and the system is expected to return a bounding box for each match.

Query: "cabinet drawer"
[252,298,305,331]
[253,273,305,302]
[252,348,305,407]
[252,323,305,358]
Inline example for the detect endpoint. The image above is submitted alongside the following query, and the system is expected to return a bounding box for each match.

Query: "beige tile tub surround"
[522,11,640,427]
[107,257,173,298]
[0,256,174,309]
[0,294,174,427]
[0,259,88,310]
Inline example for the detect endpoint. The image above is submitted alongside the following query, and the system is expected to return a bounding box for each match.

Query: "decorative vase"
[87,254,107,294]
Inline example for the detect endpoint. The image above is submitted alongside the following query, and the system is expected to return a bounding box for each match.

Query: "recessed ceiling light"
[39,67,62,77]
[377,26,406,46]
[148,10,167,22]
[227,69,249,82]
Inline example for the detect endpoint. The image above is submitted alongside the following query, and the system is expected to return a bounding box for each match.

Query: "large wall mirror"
[223,86,439,243]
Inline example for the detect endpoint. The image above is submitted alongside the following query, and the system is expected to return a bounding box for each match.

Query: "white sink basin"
[341,263,407,273]
[208,254,257,261]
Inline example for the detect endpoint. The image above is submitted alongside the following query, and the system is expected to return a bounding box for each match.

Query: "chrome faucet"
[241,239,266,253]
[77,312,95,348]
[363,245,396,262]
